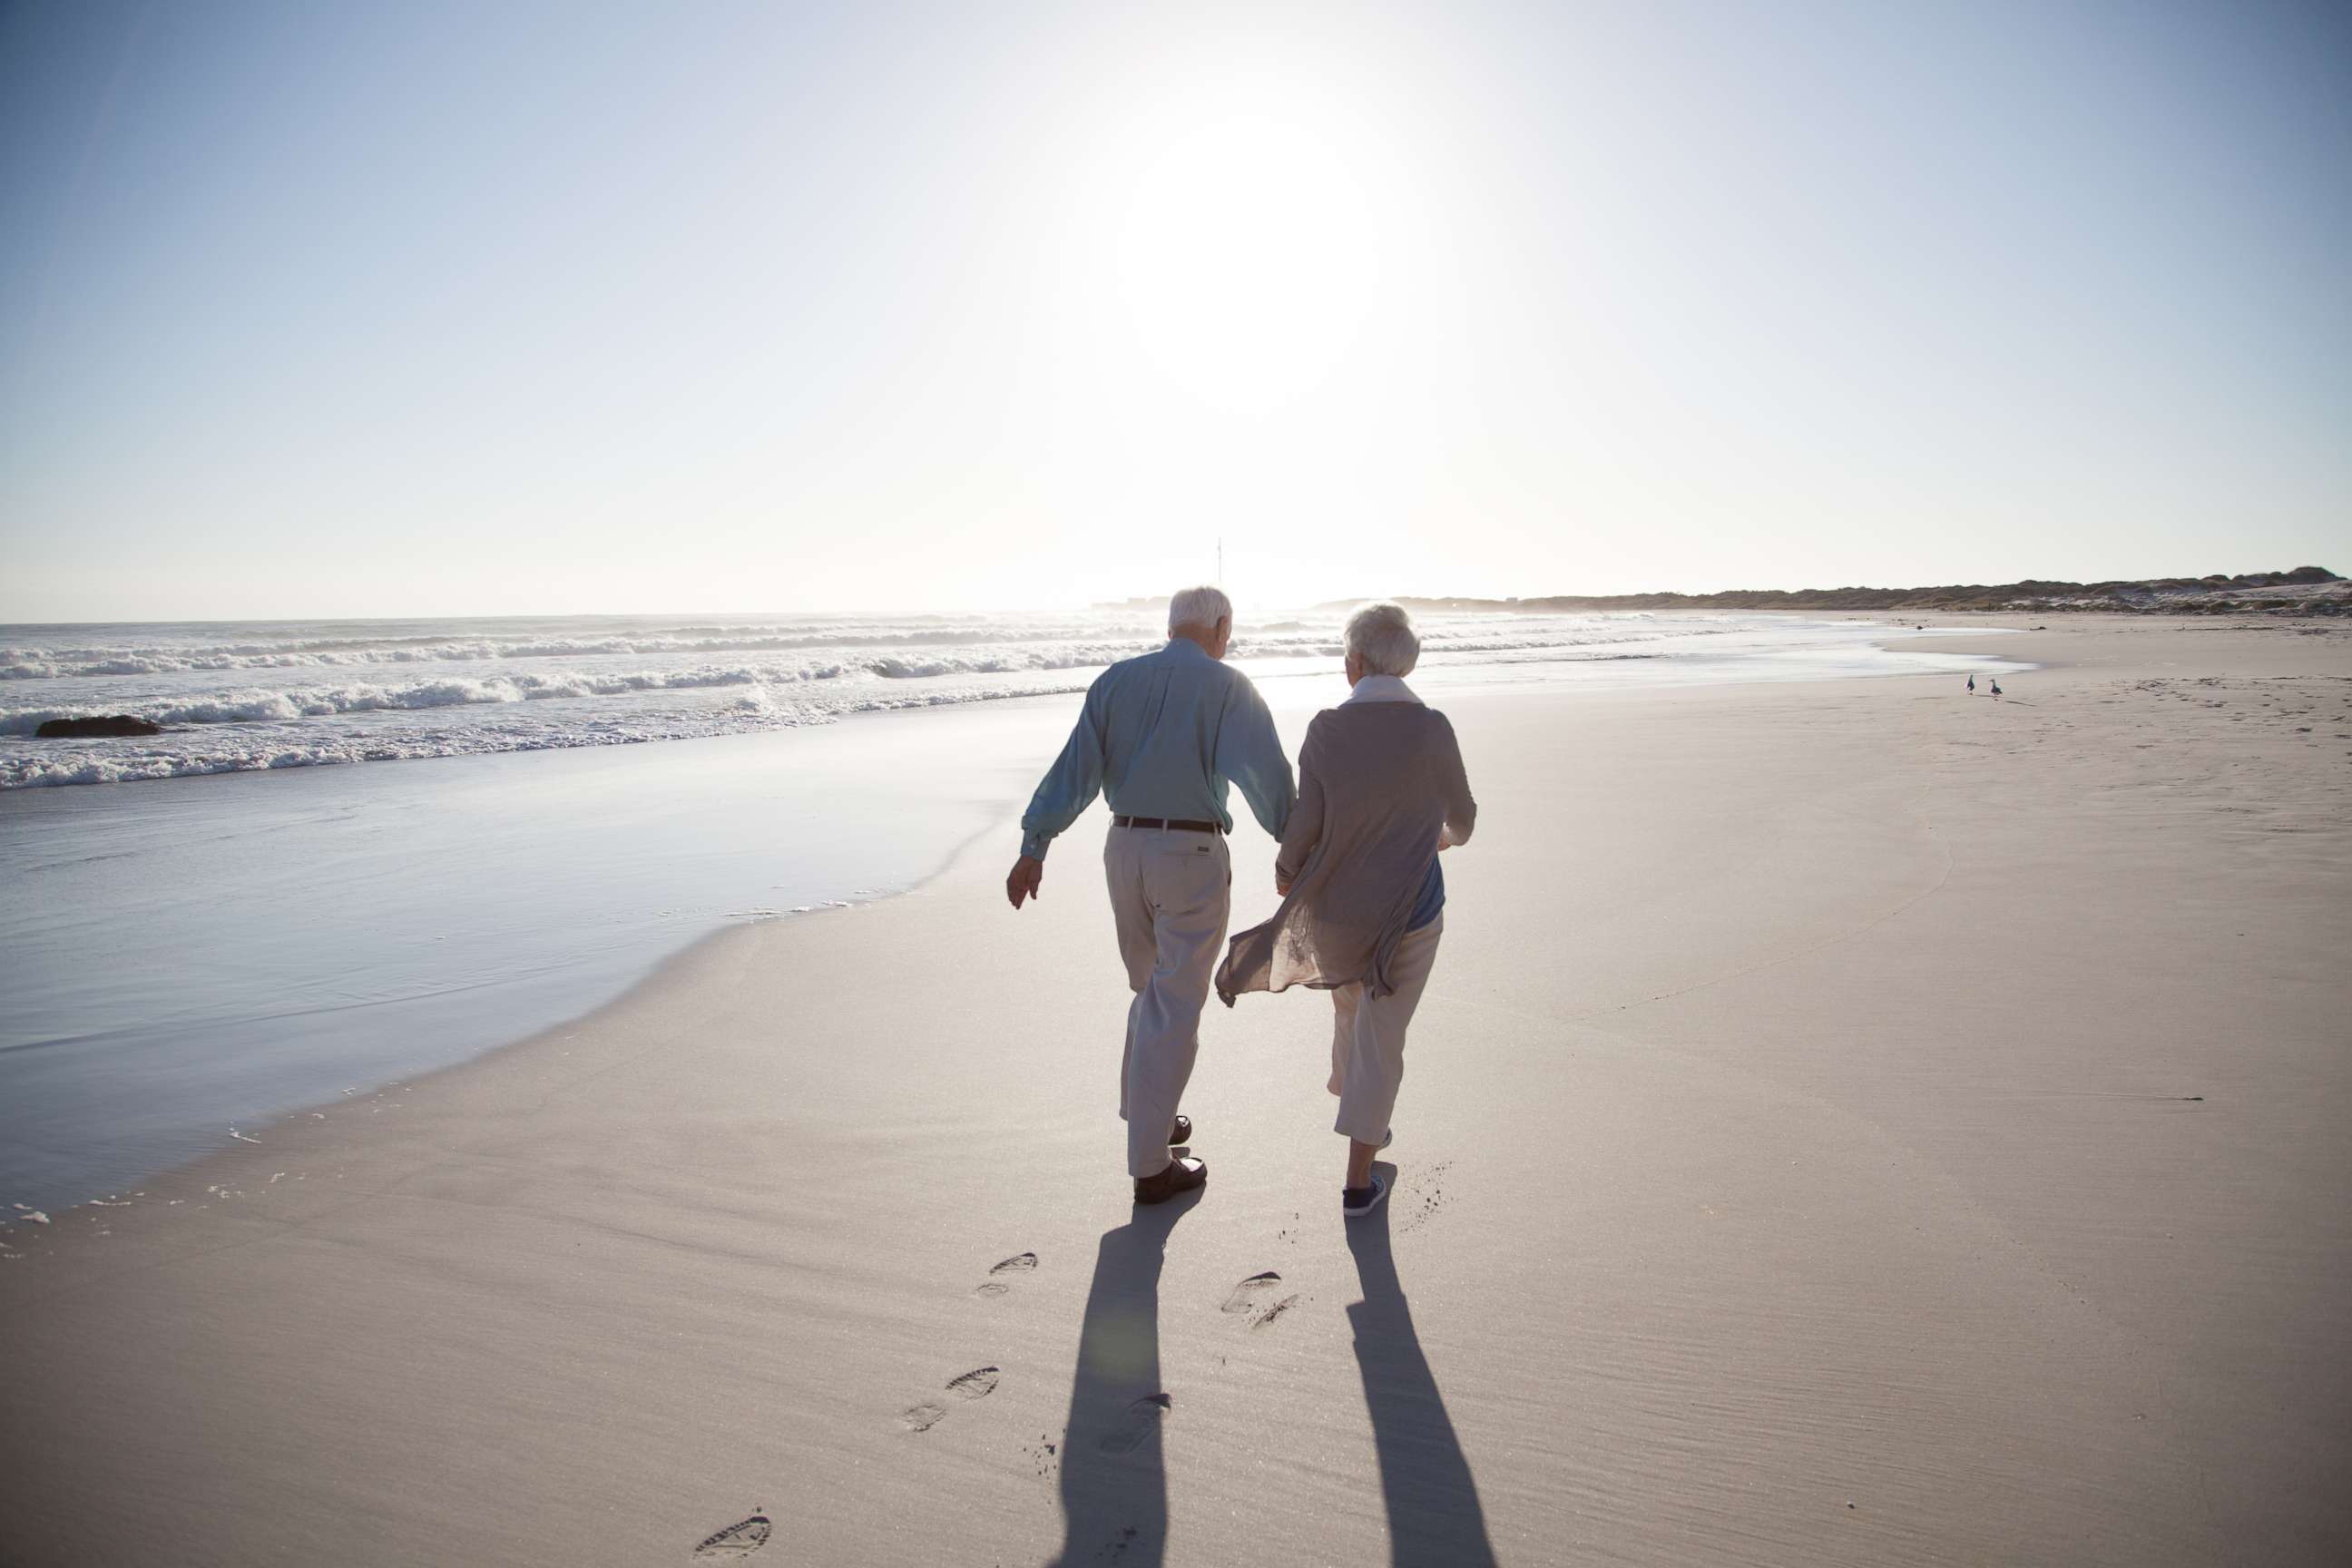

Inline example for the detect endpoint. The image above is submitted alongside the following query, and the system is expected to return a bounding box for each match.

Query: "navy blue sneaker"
[1341,1172,1389,1219]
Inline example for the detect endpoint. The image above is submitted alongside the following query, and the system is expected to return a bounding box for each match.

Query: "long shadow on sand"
[1348,1171,1498,1567]
[1049,1194,1199,1567]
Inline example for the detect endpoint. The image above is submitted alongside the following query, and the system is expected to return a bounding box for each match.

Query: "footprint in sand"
[1252,1294,1301,1328]
[974,1250,1037,1298]
[946,1366,1001,1400]
[1095,1401,1176,1457]
[1220,1271,1300,1328]
[1220,1271,1280,1314]
[901,1366,1002,1432]
[692,1514,770,1559]
[1097,1393,1172,1454]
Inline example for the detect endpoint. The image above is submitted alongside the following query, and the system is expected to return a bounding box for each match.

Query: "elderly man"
[1007,586,1295,1204]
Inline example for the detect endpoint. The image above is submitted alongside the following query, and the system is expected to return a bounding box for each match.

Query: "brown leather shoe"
[1168,1114,1191,1146]
[1133,1155,1207,1206]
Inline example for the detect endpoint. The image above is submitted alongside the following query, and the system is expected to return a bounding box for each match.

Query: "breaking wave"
[0,606,1861,790]
[0,678,1102,788]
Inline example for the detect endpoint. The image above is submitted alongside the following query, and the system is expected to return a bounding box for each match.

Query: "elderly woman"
[1216,602,1476,1217]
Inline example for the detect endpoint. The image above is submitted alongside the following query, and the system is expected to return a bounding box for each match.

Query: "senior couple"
[1005,587,1476,1218]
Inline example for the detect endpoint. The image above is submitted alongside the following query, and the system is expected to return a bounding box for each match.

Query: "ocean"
[1,607,2021,1211]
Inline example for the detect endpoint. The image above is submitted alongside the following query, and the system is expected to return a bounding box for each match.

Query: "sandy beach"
[4,614,2347,1566]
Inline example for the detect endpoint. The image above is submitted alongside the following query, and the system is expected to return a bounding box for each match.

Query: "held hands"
[1275,868,1292,897]
[1005,854,1044,910]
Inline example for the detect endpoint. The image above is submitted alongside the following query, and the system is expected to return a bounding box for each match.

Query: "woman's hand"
[1275,870,1293,897]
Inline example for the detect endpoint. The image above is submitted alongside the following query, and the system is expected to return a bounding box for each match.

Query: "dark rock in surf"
[34,715,162,738]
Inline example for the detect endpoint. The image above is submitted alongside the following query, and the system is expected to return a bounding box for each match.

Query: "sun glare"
[1114,112,1386,418]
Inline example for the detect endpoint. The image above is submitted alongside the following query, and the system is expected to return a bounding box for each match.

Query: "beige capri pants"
[1327,913,1443,1144]
[1105,823,1230,1179]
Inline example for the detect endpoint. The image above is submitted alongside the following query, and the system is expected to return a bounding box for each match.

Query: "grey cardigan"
[1215,697,1475,1004]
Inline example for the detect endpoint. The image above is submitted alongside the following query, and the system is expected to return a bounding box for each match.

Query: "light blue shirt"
[1020,640,1295,859]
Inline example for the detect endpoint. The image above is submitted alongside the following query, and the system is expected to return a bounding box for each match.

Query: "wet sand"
[4,615,2347,1565]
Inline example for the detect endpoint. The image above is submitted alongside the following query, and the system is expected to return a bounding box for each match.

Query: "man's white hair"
[1167,584,1233,635]
[1344,601,1420,677]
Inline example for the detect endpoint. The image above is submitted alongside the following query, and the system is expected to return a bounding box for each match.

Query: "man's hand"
[1275,869,1293,897]
[1006,855,1045,910]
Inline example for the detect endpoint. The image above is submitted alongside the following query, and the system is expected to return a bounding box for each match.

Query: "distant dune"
[1336,565,2347,617]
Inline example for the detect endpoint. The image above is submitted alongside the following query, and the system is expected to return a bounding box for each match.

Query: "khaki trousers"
[1328,914,1444,1144]
[1104,826,1230,1178]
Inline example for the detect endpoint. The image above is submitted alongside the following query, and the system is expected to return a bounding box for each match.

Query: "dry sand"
[4,616,2347,1566]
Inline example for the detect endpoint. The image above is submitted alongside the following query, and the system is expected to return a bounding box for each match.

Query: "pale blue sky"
[2,0,2345,620]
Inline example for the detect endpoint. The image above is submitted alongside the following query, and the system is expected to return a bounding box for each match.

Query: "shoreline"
[0,694,1079,1214]
[2,614,2024,1216]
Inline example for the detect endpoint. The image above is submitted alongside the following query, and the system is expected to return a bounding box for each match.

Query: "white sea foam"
[0,608,2009,790]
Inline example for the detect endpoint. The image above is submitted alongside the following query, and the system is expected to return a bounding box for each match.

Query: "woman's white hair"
[1344,601,1420,676]
[1167,584,1233,634]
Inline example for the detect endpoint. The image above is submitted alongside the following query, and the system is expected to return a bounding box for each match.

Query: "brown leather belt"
[1113,816,1224,834]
